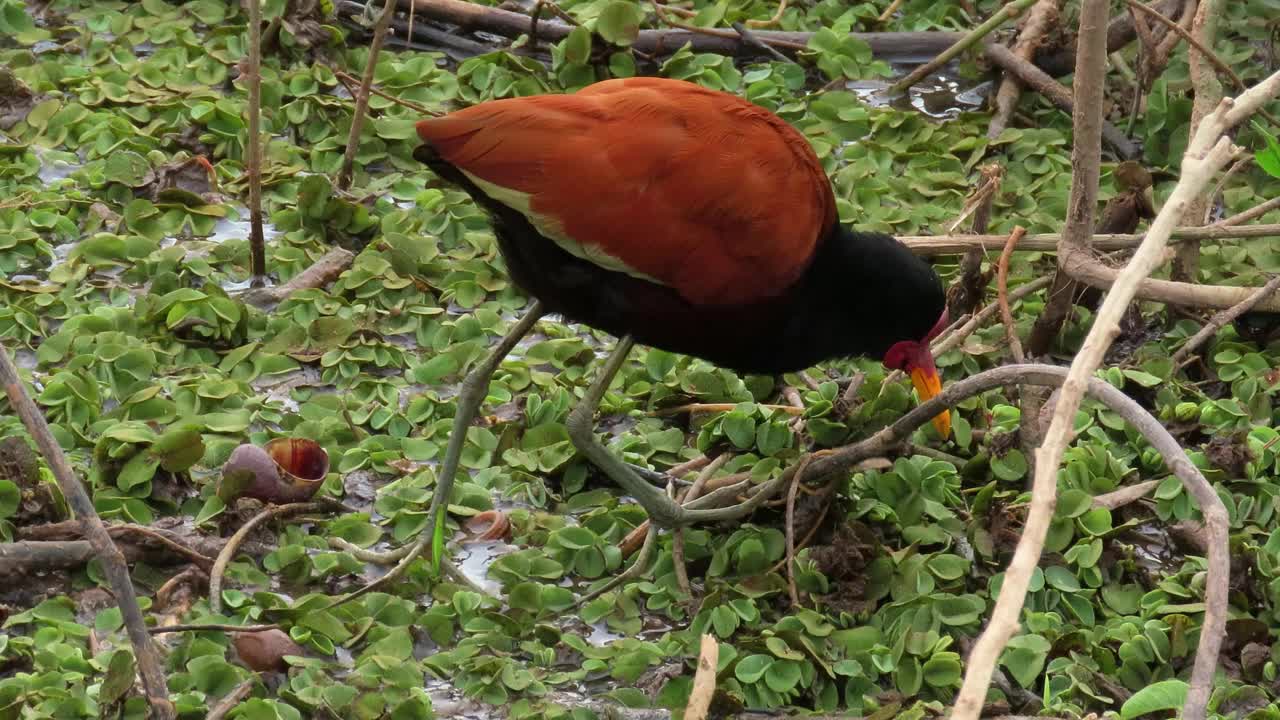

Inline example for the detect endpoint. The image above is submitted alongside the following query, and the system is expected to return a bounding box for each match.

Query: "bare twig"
[209,502,332,614]
[246,0,266,284]
[207,679,256,720]
[784,454,816,607]
[997,227,1028,362]
[652,403,804,417]
[337,0,398,191]
[652,0,807,49]
[148,623,280,635]
[672,455,729,599]
[1173,0,1226,283]
[878,0,905,22]
[971,64,1280,720]
[731,22,792,62]
[987,0,1061,140]
[402,0,963,60]
[1125,0,1241,92]
[952,0,1108,714]
[684,635,720,720]
[332,68,438,116]
[1204,156,1252,224]
[241,246,355,307]
[1216,196,1280,227]
[745,0,788,28]
[1091,479,1160,511]
[888,0,1039,95]
[0,347,175,718]
[899,223,1280,255]
[983,43,1141,158]
[1171,274,1280,364]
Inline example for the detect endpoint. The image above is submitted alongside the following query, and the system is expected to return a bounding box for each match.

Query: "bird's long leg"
[424,301,546,563]
[567,336,689,527]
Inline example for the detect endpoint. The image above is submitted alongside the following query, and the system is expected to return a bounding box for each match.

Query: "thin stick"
[952,0,1108,714]
[730,22,792,62]
[888,0,1039,95]
[1204,156,1252,224]
[209,502,332,614]
[965,65,1280,720]
[246,0,266,283]
[784,454,816,607]
[1091,479,1160,511]
[982,42,1141,158]
[331,68,437,116]
[148,623,279,635]
[878,0,905,23]
[900,223,1280,255]
[207,679,256,720]
[997,227,1028,362]
[576,524,659,606]
[987,0,1061,140]
[1215,196,1280,227]
[745,0,788,28]
[673,455,729,598]
[1123,0,1278,130]
[684,634,720,720]
[0,347,175,718]
[652,403,804,417]
[337,0,399,191]
[652,0,807,50]
[1171,274,1280,364]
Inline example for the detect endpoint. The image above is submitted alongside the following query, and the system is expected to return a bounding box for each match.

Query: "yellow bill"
[910,365,951,439]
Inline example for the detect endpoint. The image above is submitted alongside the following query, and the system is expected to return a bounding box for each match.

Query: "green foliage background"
[1,0,1280,718]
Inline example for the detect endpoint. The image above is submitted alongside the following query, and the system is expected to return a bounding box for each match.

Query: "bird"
[411,76,949,553]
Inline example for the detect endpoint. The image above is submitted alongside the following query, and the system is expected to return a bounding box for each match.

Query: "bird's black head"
[805,226,950,435]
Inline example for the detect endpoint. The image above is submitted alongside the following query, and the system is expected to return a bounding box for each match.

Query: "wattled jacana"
[413,77,949,551]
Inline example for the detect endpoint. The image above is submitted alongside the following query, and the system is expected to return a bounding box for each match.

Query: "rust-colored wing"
[416,77,836,307]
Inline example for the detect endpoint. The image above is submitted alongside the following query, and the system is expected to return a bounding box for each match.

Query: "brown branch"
[1124,0,1242,93]
[652,403,804,417]
[784,455,816,607]
[148,622,280,635]
[899,223,1280,255]
[1031,0,1187,76]
[401,0,964,60]
[0,346,174,717]
[1216,196,1280,227]
[209,502,333,614]
[987,0,1061,140]
[1061,246,1280,313]
[997,227,1028,362]
[338,0,398,191]
[730,22,793,63]
[332,67,437,116]
[1171,274,1280,364]
[1014,66,1280,720]
[246,0,266,283]
[207,679,256,720]
[242,246,355,307]
[983,43,1141,159]
[888,0,1038,95]
[1173,0,1226,284]
[951,0,1110,712]
[1091,479,1160,510]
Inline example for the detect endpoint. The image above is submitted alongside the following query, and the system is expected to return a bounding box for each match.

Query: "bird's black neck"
[775,224,945,365]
